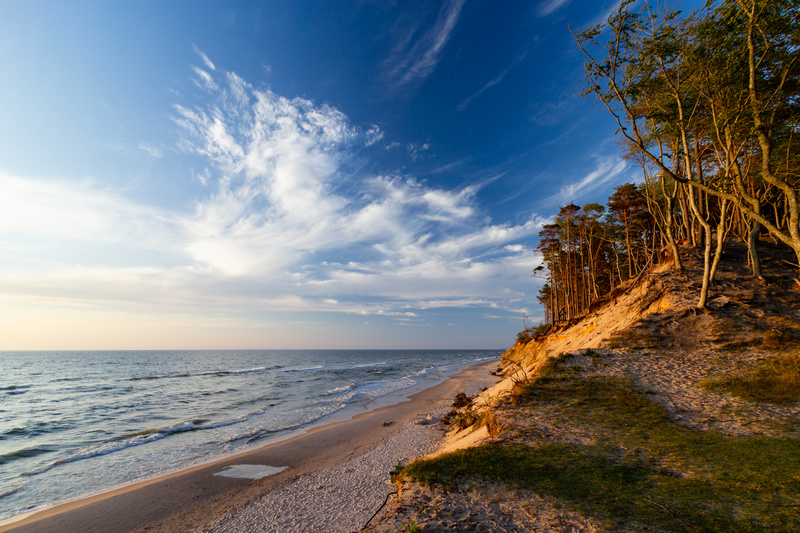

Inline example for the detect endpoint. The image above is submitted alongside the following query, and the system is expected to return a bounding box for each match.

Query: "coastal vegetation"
[388,240,799,532]
[535,0,798,327]
[700,354,800,404]
[375,2,800,531]
[403,356,800,531]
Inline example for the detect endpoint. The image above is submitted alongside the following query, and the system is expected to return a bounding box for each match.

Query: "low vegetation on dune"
[368,0,799,530]
[386,231,800,530]
[404,355,800,531]
[375,234,799,531]
[700,354,800,405]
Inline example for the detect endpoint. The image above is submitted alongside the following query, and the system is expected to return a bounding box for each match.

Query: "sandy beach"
[0,360,499,533]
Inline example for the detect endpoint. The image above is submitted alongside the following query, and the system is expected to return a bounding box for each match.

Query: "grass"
[606,328,658,350]
[401,359,800,532]
[393,519,421,532]
[762,327,800,351]
[716,324,800,353]
[700,354,800,404]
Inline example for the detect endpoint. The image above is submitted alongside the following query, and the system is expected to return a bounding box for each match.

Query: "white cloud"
[406,142,431,161]
[138,142,163,158]
[0,173,171,246]
[384,0,465,89]
[538,0,573,16]
[0,62,548,345]
[365,125,384,146]
[171,70,548,311]
[458,53,527,113]
[552,157,629,204]
[191,66,218,91]
[193,44,216,71]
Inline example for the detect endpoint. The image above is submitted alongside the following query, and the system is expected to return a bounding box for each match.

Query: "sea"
[0,349,498,522]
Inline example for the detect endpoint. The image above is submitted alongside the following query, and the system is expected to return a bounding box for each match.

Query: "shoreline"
[0,359,499,533]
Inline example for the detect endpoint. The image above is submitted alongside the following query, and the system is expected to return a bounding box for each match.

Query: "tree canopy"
[533,0,798,327]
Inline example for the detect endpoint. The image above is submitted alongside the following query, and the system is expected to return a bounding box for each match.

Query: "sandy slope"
[365,244,800,532]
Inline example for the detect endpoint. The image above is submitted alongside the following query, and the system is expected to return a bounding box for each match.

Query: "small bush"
[452,392,472,408]
[516,322,550,343]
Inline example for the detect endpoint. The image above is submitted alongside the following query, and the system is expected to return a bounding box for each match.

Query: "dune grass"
[700,354,800,405]
[402,359,800,532]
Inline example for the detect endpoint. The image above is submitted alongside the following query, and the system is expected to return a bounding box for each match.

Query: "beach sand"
[0,360,499,533]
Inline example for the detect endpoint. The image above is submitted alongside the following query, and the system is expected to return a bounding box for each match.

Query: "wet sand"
[0,360,498,533]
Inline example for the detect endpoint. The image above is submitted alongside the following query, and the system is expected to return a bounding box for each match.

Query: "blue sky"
[0,0,687,350]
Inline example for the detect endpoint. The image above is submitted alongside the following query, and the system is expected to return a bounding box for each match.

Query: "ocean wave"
[229,366,267,374]
[50,376,83,383]
[200,413,263,431]
[226,376,421,447]
[0,385,28,392]
[400,365,439,380]
[344,377,417,404]
[321,382,356,396]
[0,446,56,465]
[283,365,325,373]
[129,372,193,381]
[17,410,276,477]
[1,421,74,439]
[21,420,206,477]
[0,483,25,499]
[129,364,290,381]
[352,362,387,369]
[128,363,325,382]
[222,402,350,448]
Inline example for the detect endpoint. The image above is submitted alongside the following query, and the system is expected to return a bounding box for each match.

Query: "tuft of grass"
[700,355,800,404]
[582,347,602,366]
[392,519,421,532]
[605,329,656,350]
[717,337,762,352]
[717,326,800,353]
[762,327,800,351]
[403,358,800,532]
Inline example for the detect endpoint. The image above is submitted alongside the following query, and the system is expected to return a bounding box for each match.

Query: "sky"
[0,0,695,350]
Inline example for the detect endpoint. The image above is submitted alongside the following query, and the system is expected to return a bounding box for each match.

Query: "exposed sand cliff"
[367,243,800,532]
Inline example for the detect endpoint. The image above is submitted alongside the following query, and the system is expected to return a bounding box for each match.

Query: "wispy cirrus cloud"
[587,1,625,28]
[138,142,163,158]
[0,173,170,245]
[383,0,465,89]
[193,44,216,71]
[550,156,629,204]
[457,53,527,112]
[191,66,218,91]
[538,0,573,16]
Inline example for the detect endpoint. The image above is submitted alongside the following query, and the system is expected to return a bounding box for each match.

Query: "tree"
[573,0,800,294]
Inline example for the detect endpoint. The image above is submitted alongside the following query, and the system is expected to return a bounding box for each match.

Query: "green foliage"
[535,183,656,329]
[573,0,800,282]
[403,358,800,531]
[516,322,549,343]
[700,355,800,404]
[392,519,421,533]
